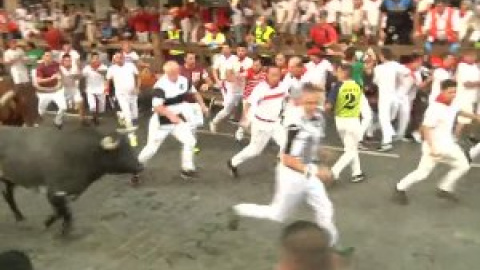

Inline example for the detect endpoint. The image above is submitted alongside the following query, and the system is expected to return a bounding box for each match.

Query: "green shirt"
[329,80,363,118]
[26,48,44,70]
[351,61,364,87]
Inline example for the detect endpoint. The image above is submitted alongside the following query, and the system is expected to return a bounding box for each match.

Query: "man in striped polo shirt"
[235,56,266,141]
[326,63,366,183]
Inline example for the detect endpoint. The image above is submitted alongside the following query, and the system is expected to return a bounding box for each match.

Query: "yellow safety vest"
[167,30,184,55]
[203,32,226,45]
[255,26,275,45]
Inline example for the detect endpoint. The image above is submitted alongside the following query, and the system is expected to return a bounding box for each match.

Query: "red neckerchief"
[436,92,453,106]
[459,10,466,18]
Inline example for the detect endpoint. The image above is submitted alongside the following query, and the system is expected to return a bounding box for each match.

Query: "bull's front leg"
[0,179,25,222]
[46,191,73,236]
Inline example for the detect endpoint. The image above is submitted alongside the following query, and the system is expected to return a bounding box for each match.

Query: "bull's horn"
[0,90,16,107]
[116,127,138,134]
[100,136,120,150]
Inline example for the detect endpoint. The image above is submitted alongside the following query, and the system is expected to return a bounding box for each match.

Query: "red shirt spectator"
[309,13,338,47]
[147,10,160,33]
[43,26,64,50]
[216,7,230,29]
[133,10,150,33]
[244,68,267,100]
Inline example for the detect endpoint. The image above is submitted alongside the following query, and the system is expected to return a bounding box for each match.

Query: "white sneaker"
[209,122,217,133]
[411,131,422,143]
[377,143,393,152]
[235,128,244,141]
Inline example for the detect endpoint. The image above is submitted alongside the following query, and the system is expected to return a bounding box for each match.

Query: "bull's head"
[99,133,143,175]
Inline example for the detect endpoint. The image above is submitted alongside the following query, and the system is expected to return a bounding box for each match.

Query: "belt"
[255,115,275,123]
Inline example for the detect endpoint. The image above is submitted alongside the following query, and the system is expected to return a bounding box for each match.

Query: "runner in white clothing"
[394,79,480,205]
[209,44,241,133]
[373,48,404,151]
[454,50,480,138]
[227,66,289,178]
[82,52,108,125]
[105,52,140,146]
[60,54,87,124]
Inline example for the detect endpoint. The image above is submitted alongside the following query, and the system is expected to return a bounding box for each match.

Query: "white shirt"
[233,57,254,90]
[58,50,80,68]
[430,67,453,102]
[152,75,194,115]
[212,54,239,81]
[231,5,245,26]
[82,64,108,94]
[60,65,80,90]
[299,1,316,23]
[456,62,480,102]
[106,62,139,95]
[4,48,29,84]
[423,8,460,40]
[397,65,420,97]
[325,0,341,24]
[282,73,310,99]
[423,101,459,147]
[340,0,354,16]
[123,51,140,63]
[363,0,382,26]
[304,60,334,89]
[373,61,403,98]
[248,81,289,122]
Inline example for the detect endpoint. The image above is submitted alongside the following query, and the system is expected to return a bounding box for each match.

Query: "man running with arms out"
[326,63,366,183]
[394,79,480,204]
[229,83,353,255]
[133,61,201,183]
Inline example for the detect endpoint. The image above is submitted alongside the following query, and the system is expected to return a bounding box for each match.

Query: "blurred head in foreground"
[276,221,340,270]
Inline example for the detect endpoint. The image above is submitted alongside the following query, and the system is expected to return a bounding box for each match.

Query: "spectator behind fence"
[276,221,344,270]
[309,11,338,49]
[422,0,460,54]
[379,0,415,45]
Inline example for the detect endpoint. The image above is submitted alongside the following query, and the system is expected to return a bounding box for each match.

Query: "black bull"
[0,126,143,235]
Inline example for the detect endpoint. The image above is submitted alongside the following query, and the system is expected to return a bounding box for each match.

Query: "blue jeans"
[424,41,460,54]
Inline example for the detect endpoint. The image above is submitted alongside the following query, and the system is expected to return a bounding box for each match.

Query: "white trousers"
[340,15,353,36]
[360,95,373,138]
[86,93,106,113]
[37,88,67,125]
[378,94,397,144]
[331,117,363,178]
[64,86,83,108]
[231,118,285,167]
[138,115,196,171]
[234,164,338,246]
[397,143,470,192]
[396,94,411,138]
[212,92,242,125]
[180,18,192,43]
[116,93,138,126]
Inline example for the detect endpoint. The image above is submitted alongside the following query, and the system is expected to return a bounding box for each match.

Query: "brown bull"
[0,77,38,126]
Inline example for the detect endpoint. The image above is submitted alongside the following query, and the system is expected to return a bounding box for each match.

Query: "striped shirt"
[244,68,266,99]
[284,110,326,164]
